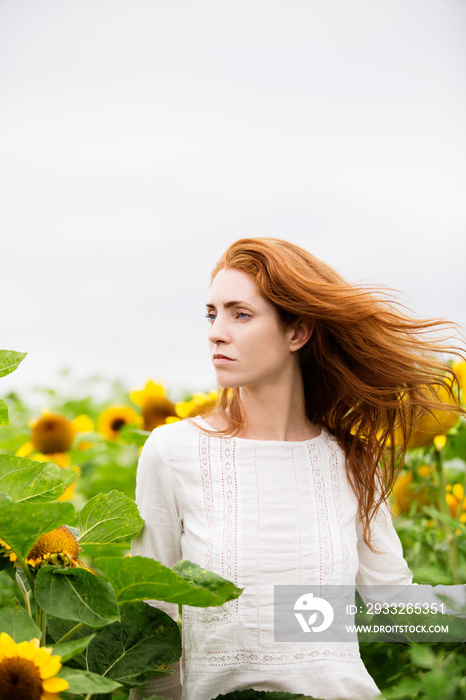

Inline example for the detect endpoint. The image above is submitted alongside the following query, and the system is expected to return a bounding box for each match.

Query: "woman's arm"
[129,428,183,700]
[356,499,466,615]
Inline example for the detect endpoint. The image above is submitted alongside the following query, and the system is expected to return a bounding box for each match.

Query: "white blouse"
[130,417,460,700]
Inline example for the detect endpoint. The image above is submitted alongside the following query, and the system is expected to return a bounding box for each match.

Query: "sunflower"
[130,380,177,431]
[72,414,95,450]
[0,538,17,563]
[176,390,218,419]
[392,465,433,515]
[393,380,461,448]
[445,483,466,519]
[0,632,69,700]
[97,405,141,440]
[453,361,466,397]
[31,412,75,455]
[26,525,83,570]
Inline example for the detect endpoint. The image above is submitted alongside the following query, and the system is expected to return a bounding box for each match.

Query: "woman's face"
[206,267,300,390]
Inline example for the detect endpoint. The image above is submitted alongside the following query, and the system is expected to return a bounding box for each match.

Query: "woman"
[131,238,465,700]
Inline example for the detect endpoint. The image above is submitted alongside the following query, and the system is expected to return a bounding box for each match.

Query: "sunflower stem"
[24,589,32,617]
[16,555,35,593]
[36,603,47,644]
[56,622,84,645]
[434,447,461,584]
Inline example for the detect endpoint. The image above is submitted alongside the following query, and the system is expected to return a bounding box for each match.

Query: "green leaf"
[77,490,144,545]
[0,454,76,503]
[118,426,150,446]
[35,566,120,628]
[0,603,41,641]
[85,601,181,686]
[57,667,122,694]
[96,556,243,607]
[173,559,244,605]
[0,350,27,379]
[0,494,76,559]
[51,634,96,662]
[409,644,437,669]
[0,399,8,426]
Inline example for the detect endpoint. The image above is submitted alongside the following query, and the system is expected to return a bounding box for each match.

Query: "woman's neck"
[236,381,319,442]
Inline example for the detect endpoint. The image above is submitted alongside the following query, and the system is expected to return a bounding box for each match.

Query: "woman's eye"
[237,312,250,320]
[205,312,216,322]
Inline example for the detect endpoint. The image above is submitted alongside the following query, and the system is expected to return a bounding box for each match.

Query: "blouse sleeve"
[129,428,183,700]
[356,500,466,615]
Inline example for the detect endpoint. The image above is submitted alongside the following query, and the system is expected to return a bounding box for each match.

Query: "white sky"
[1,0,465,400]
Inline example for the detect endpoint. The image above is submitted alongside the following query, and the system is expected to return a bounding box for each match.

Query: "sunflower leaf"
[35,566,120,628]
[57,667,122,694]
[0,398,8,425]
[0,494,76,559]
[0,454,76,503]
[0,350,27,379]
[51,633,96,662]
[0,603,41,641]
[85,601,181,687]
[77,490,144,544]
[118,426,150,446]
[95,556,243,606]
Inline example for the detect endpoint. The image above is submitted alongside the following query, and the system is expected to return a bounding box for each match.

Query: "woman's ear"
[289,319,314,352]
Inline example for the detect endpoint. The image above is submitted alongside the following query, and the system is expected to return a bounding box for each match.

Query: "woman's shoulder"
[143,417,204,453]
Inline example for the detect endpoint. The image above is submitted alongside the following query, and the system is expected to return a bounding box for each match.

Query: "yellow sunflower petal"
[446,493,460,519]
[15,441,35,457]
[97,405,141,440]
[0,631,18,657]
[452,483,464,503]
[33,646,54,666]
[72,414,95,432]
[130,380,166,406]
[39,655,62,679]
[16,638,41,660]
[42,675,70,692]
[433,434,447,451]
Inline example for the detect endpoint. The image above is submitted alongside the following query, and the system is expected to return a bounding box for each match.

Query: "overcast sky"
[1,0,465,402]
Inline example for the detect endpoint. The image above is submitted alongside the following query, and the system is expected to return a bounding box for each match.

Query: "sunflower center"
[111,418,126,432]
[0,657,43,700]
[31,413,75,454]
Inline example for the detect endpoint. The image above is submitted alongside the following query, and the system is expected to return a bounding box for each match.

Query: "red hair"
[204,237,465,546]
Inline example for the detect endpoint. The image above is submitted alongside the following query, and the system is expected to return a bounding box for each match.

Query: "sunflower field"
[0,350,465,700]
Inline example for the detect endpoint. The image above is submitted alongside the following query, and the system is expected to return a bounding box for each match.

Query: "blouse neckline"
[191,415,324,446]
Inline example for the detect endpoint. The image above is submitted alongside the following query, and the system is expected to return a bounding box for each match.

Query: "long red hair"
[203,237,464,546]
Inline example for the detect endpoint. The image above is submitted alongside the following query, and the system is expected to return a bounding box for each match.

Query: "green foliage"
[78,490,144,544]
[0,453,76,502]
[0,349,27,378]
[0,603,41,641]
[57,667,123,694]
[0,494,76,559]
[0,355,465,698]
[35,567,120,627]
[96,556,243,606]
[0,398,8,426]
[51,633,96,662]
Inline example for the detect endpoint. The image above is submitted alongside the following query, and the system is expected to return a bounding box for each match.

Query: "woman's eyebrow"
[206,300,251,309]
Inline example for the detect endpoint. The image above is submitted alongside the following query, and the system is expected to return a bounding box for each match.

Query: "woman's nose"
[208,317,230,344]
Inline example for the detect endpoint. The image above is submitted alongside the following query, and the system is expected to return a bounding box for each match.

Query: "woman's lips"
[213,355,235,364]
